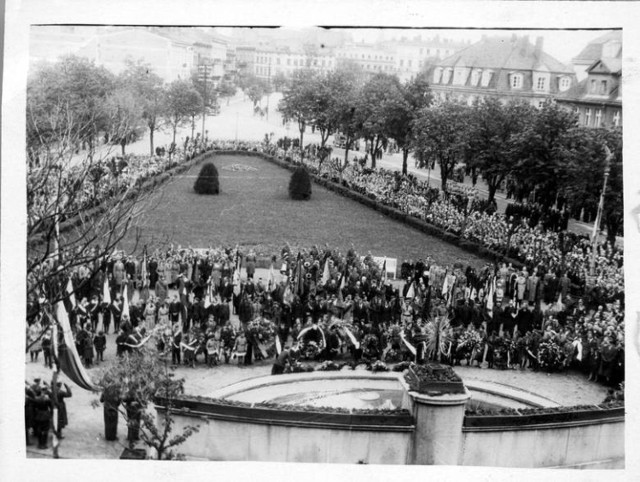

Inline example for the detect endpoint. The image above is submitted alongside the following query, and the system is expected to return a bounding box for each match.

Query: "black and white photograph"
[2,1,639,481]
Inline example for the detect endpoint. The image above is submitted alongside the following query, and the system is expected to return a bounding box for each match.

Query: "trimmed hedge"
[289,167,312,200]
[194,162,220,195]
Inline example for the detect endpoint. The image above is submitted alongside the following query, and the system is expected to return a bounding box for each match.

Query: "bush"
[193,162,220,195]
[288,167,312,200]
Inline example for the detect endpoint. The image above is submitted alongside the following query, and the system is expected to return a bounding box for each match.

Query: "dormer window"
[481,70,493,87]
[442,68,453,84]
[433,67,443,84]
[511,73,523,89]
[559,76,571,92]
[470,69,481,86]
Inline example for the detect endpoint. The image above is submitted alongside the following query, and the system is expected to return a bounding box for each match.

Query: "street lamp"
[589,144,613,276]
[198,61,213,140]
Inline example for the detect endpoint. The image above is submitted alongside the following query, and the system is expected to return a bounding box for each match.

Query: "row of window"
[433,67,572,92]
[254,56,333,69]
[577,106,621,127]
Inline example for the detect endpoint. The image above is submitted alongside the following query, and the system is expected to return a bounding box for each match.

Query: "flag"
[295,253,304,296]
[204,279,212,309]
[102,275,111,305]
[141,246,148,288]
[400,333,417,356]
[343,326,360,349]
[122,284,130,319]
[66,278,76,307]
[275,334,282,355]
[405,281,415,300]
[321,259,330,286]
[268,263,276,291]
[382,258,387,284]
[442,271,449,297]
[486,279,494,313]
[55,303,100,391]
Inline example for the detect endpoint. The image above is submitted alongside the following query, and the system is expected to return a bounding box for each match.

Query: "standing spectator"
[94,330,106,363]
[54,382,72,439]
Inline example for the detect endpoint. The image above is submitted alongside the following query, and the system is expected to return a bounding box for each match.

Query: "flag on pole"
[102,275,111,305]
[343,326,360,349]
[55,303,100,391]
[122,284,130,319]
[442,271,449,297]
[141,247,148,286]
[204,278,212,309]
[296,253,304,296]
[486,278,494,313]
[321,259,330,286]
[382,258,387,284]
[268,263,276,291]
[405,281,415,300]
[66,278,76,307]
[400,333,417,356]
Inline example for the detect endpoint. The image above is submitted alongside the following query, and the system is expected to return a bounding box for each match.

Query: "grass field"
[122,153,488,269]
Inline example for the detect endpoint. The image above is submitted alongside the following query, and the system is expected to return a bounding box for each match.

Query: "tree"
[216,80,237,105]
[355,73,403,168]
[193,162,220,195]
[465,98,534,203]
[412,99,470,194]
[104,87,146,156]
[385,72,432,175]
[164,80,202,146]
[563,126,622,244]
[118,59,166,157]
[278,69,319,162]
[27,55,115,162]
[271,71,288,92]
[510,101,579,207]
[94,346,200,460]
[288,166,312,200]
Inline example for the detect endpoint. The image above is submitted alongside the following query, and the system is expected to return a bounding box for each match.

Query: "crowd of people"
[28,239,624,387]
[26,136,625,439]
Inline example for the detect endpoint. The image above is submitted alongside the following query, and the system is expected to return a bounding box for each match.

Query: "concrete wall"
[163,408,412,464]
[460,418,624,469]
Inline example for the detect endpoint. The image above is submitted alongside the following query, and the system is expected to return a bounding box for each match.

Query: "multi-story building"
[428,35,576,107]
[235,45,257,77]
[557,31,622,128]
[254,47,336,80]
[571,30,622,81]
[334,42,397,78]
[384,36,468,82]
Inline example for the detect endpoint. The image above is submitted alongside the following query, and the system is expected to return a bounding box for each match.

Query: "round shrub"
[194,162,220,195]
[288,167,312,200]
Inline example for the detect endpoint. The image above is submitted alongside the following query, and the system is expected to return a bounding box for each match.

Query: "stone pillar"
[409,389,470,465]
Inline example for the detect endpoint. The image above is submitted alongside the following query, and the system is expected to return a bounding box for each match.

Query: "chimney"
[534,36,544,57]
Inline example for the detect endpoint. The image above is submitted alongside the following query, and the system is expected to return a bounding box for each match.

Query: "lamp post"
[589,144,613,276]
[198,61,213,140]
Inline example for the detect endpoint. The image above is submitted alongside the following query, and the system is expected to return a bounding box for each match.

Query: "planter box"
[406,365,465,395]
[464,405,625,429]
[120,448,147,459]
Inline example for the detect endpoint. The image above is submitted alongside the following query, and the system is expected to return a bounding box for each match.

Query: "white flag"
[122,284,130,319]
[66,278,76,307]
[102,276,111,305]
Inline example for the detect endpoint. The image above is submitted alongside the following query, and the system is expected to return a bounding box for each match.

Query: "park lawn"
[123,153,488,269]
